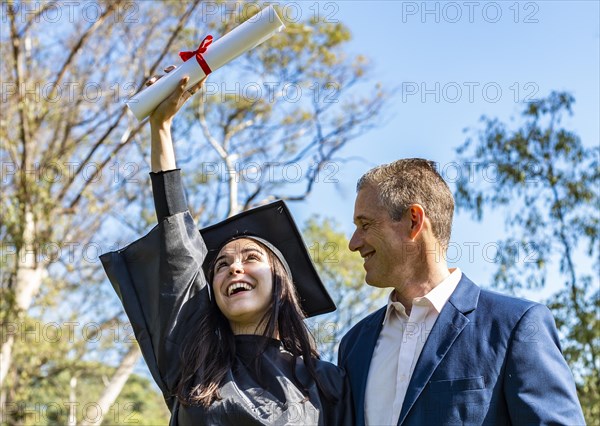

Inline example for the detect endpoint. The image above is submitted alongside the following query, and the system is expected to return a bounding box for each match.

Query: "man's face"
[349,185,414,288]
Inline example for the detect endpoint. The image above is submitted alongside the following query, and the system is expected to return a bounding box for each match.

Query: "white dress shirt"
[364,268,462,426]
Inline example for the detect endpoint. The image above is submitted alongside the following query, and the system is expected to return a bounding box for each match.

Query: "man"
[338,158,585,425]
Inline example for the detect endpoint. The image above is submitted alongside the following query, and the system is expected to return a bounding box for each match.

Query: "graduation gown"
[100,170,353,426]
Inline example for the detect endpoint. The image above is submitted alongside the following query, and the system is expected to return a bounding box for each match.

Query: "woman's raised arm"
[147,66,205,172]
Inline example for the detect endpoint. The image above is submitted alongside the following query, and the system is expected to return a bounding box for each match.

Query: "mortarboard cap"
[200,200,336,318]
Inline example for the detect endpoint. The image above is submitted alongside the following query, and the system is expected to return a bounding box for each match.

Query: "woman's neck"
[230,321,279,339]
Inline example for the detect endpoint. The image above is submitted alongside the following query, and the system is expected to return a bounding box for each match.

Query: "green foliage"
[105,375,170,426]
[304,216,364,287]
[13,363,168,425]
[302,216,386,361]
[2,312,168,425]
[455,91,599,423]
[548,276,600,422]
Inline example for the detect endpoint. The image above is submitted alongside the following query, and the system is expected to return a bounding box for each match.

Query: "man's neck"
[393,265,450,316]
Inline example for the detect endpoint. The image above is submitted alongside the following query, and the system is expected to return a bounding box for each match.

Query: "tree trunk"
[0,211,46,388]
[68,376,78,426]
[79,345,141,426]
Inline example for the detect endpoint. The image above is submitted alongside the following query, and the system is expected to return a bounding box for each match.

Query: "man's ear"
[407,204,425,240]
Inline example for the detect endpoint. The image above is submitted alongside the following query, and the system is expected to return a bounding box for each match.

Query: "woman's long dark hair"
[174,238,335,407]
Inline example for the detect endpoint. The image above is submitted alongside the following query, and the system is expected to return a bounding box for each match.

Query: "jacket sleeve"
[504,303,585,425]
[100,170,210,408]
[337,334,349,368]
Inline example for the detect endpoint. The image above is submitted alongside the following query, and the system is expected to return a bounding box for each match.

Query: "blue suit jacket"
[338,275,585,425]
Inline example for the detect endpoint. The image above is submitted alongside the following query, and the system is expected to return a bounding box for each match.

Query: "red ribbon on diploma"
[179,35,213,75]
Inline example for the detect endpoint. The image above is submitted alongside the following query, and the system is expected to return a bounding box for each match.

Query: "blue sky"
[288,0,599,302]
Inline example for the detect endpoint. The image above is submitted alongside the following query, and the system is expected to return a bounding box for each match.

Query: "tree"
[1,1,386,422]
[303,216,386,362]
[1,1,206,421]
[454,91,599,422]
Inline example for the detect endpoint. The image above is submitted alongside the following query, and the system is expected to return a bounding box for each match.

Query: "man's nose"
[348,230,361,252]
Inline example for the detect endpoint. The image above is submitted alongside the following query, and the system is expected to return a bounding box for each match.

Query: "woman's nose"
[229,261,244,274]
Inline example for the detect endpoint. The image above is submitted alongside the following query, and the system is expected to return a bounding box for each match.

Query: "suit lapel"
[397,275,480,425]
[346,307,385,426]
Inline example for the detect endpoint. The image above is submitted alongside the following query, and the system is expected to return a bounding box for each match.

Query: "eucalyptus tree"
[454,92,599,422]
[1,1,385,423]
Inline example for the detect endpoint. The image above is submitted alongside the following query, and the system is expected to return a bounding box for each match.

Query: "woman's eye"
[215,261,228,270]
[246,254,260,261]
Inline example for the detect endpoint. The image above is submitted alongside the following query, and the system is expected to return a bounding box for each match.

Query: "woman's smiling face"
[212,238,274,334]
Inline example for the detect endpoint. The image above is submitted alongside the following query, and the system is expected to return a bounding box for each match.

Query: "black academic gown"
[100,170,353,426]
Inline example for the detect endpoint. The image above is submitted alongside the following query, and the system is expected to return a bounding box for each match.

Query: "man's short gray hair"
[357,158,455,250]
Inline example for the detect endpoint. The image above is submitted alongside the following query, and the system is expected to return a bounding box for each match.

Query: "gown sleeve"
[317,361,356,426]
[99,169,210,410]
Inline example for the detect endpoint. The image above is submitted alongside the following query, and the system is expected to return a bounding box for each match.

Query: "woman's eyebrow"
[214,247,264,264]
[240,247,265,256]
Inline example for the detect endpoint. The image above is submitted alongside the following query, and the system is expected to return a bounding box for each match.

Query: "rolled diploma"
[127,5,285,121]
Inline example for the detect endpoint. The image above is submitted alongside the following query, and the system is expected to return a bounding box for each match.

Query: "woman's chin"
[223,304,268,332]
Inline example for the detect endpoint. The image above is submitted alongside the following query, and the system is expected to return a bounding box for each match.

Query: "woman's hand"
[147,65,206,127]
[148,65,205,172]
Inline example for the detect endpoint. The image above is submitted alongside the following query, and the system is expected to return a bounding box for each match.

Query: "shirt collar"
[382,268,462,324]
[420,267,462,313]
[383,292,409,324]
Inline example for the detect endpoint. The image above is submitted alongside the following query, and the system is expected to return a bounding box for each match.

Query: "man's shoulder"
[340,306,386,343]
[338,306,385,363]
[460,274,547,322]
[477,286,540,312]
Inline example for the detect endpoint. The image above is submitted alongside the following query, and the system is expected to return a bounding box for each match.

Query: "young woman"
[100,68,353,425]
